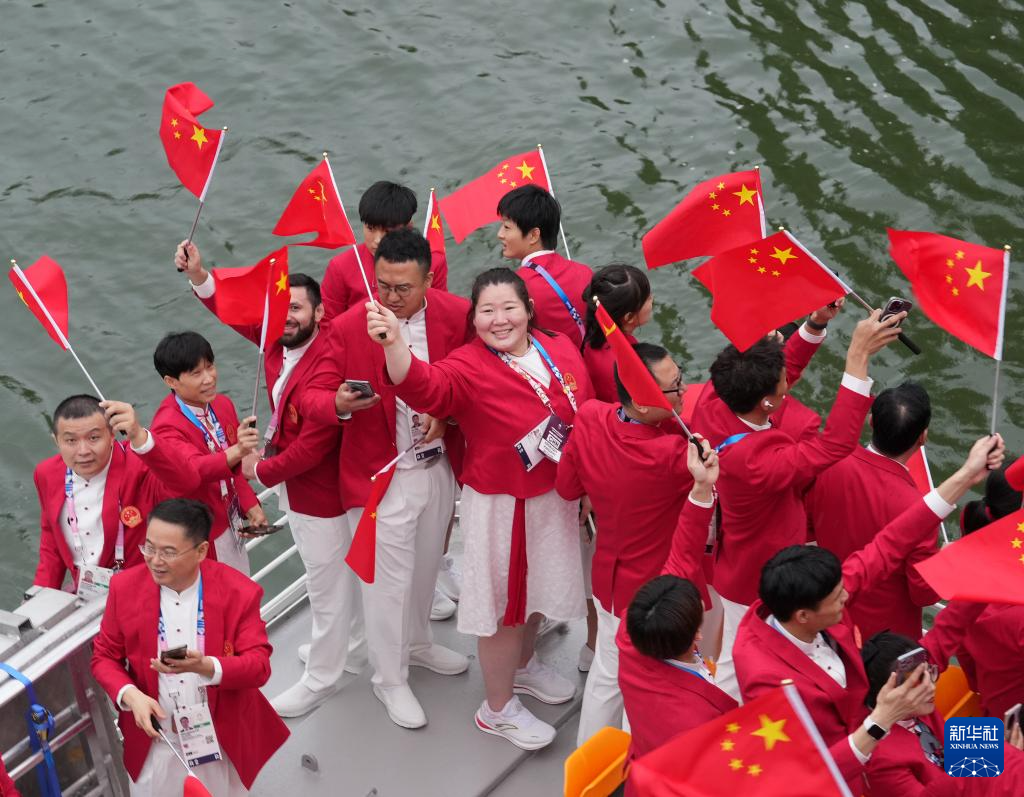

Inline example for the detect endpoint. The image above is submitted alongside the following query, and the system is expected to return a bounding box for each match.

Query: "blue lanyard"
[488,335,579,413]
[663,656,713,682]
[526,261,585,335]
[174,395,228,452]
[715,432,749,453]
[616,406,644,425]
[158,574,206,655]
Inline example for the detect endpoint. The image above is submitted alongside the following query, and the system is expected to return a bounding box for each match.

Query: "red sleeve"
[866,746,927,797]
[392,352,469,421]
[300,336,346,428]
[0,757,19,797]
[827,738,867,792]
[905,540,942,607]
[136,430,204,494]
[921,600,987,671]
[320,255,351,322]
[661,499,714,582]
[32,467,67,589]
[234,471,260,514]
[197,293,261,345]
[255,417,339,488]
[783,328,822,388]
[90,577,136,702]
[216,584,272,689]
[554,433,586,501]
[430,251,448,292]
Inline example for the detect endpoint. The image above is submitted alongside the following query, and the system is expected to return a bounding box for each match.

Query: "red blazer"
[582,336,634,405]
[196,293,343,518]
[90,560,289,788]
[32,439,182,589]
[0,756,19,797]
[392,331,594,499]
[303,289,472,510]
[807,446,939,639]
[961,603,1024,719]
[148,394,260,546]
[555,401,695,614]
[517,252,592,348]
[321,242,448,321]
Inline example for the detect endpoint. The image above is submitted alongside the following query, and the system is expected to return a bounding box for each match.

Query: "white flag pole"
[422,189,435,237]
[11,260,105,399]
[177,126,228,273]
[536,144,572,261]
[323,152,375,304]
[990,245,1011,436]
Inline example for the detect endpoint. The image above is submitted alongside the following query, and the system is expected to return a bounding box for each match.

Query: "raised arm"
[174,240,262,345]
[662,438,717,582]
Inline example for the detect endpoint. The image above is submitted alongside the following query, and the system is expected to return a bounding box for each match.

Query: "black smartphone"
[345,379,375,399]
[892,646,927,685]
[880,296,913,322]
[160,644,188,662]
[1005,703,1022,733]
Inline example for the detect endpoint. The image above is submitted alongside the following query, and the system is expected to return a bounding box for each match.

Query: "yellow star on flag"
[516,160,535,180]
[946,258,954,268]
[748,257,757,264]
[955,250,965,260]
[1017,522,1024,533]
[1019,554,1024,565]
[733,184,757,205]
[717,182,725,190]
[769,247,796,265]
[952,287,960,296]
[726,723,741,733]
[751,714,791,751]
[15,289,27,306]
[945,275,952,284]
[275,271,288,294]
[174,131,182,140]
[711,204,720,210]
[170,118,179,127]
[510,181,518,188]
[728,759,744,771]
[771,270,781,277]
[964,260,992,290]
[190,125,208,149]
[721,739,735,751]
[750,248,759,255]
[709,191,717,199]
[757,267,767,274]
[431,214,441,232]
[1011,538,1022,549]
[747,764,763,777]
[723,209,732,217]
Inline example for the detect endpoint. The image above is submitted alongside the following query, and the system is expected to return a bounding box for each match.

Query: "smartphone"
[1005,703,1022,733]
[892,646,928,685]
[345,379,375,399]
[880,296,913,322]
[160,644,188,663]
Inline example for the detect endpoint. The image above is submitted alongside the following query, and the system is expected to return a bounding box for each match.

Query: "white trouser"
[130,738,245,797]
[214,529,249,576]
[714,595,748,702]
[348,459,456,688]
[577,596,624,745]
[288,510,364,690]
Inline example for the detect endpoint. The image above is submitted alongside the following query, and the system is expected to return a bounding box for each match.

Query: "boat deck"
[253,605,590,797]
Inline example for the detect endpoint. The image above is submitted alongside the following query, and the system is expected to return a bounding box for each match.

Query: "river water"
[1,0,1021,606]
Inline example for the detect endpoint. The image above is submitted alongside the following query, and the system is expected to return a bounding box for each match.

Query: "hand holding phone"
[160,644,188,663]
[892,647,929,686]
[879,296,922,355]
[345,380,375,399]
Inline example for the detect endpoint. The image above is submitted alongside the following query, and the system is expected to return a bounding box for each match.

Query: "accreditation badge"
[537,416,569,464]
[514,416,549,472]
[174,702,223,767]
[76,564,114,602]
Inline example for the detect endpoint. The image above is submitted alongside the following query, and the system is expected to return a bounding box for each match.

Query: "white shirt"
[866,443,910,472]
[521,249,555,268]
[272,330,317,410]
[394,301,431,470]
[60,456,113,568]
[666,655,716,684]
[767,614,847,688]
[510,345,551,388]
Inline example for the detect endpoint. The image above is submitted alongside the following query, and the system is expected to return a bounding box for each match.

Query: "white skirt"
[457,486,586,637]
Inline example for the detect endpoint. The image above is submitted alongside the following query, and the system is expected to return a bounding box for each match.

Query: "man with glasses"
[304,227,472,729]
[91,498,288,797]
[555,342,705,745]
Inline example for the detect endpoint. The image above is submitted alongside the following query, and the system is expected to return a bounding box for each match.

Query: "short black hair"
[614,342,670,407]
[148,498,213,545]
[358,181,417,228]
[288,273,321,308]
[469,267,535,331]
[52,394,104,433]
[496,185,560,250]
[862,631,919,707]
[759,545,842,622]
[153,332,215,380]
[961,460,1023,534]
[709,338,786,414]
[626,575,704,660]
[871,382,931,457]
[374,227,431,276]
[582,264,652,350]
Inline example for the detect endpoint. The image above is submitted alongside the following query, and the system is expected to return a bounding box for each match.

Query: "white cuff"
[840,372,874,397]
[923,488,956,519]
[849,733,872,765]
[116,684,135,711]
[130,429,156,454]
[688,492,716,509]
[198,657,223,686]
[799,323,827,343]
[252,461,267,488]
[191,273,215,299]
[336,412,352,422]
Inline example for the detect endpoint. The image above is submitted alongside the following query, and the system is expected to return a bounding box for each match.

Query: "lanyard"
[616,406,645,426]
[175,396,233,501]
[490,335,578,415]
[663,655,714,683]
[526,262,585,336]
[64,467,125,568]
[158,574,206,656]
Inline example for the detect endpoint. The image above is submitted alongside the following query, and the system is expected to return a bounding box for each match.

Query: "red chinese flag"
[423,189,446,256]
[630,685,852,797]
[642,169,767,268]
[693,230,848,352]
[8,256,70,350]
[888,229,1008,359]
[915,508,1024,604]
[263,249,291,345]
[272,158,356,249]
[346,464,398,583]
[907,445,948,545]
[211,247,288,330]
[159,83,225,199]
[438,150,550,243]
[595,302,673,412]
[183,774,213,797]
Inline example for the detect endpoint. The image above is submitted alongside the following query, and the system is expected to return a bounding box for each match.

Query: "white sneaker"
[373,683,427,729]
[537,617,568,637]
[409,644,470,675]
[474,696,556,750]
[513,656,577,704]
[270,681,339,718]
[436,554,461,602]
[431,588,457,621]
[297,643,363,675]
[577,643,594,673]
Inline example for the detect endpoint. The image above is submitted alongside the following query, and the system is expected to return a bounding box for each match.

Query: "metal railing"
[0,487,307,797]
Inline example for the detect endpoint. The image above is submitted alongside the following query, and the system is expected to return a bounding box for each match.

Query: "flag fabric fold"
[272,158,357,249]
[915,508,1024,604]
[595,302,673,412]
[438,149,550,242]
[8,255,70,349]
[211,247,290,343]
[630,685,852,797]
[887,229,1009,359]
[346,463,399,583]
[693,230,849,351]
[642,169,767,268]
[159,83,225,199]
[423,188,446,256]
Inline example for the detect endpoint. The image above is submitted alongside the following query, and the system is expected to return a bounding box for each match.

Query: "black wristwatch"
[863,716,890,740]
[806,318,828,332]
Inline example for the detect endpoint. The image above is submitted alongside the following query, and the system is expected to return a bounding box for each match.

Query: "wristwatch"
[863,716,890,740]
[805,318,828,332]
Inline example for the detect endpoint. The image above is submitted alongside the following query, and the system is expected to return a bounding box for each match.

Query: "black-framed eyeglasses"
[661,371,686,396]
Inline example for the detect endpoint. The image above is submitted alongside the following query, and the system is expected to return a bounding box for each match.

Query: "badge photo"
[287,403,299,425]
[120,505,143,528]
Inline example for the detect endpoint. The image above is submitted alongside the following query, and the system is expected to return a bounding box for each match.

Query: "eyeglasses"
[661,371,686,396]
[138,543,200,561]
[377,282,414,297]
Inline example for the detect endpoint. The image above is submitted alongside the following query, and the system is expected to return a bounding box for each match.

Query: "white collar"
[521,249,555,267]
[182,399,211,416]
[865,443,910,472]
[767,614,820,655]
[399,296,428,326]
[284,326,318,361]
[737,415,772,432]
[71,450,114,484]
[160,571,201,600]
